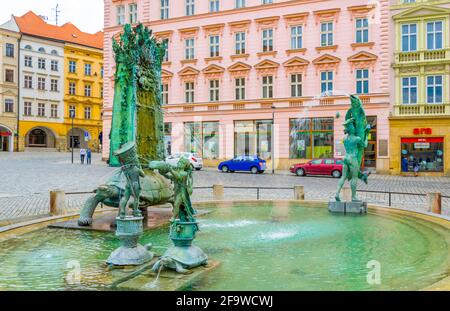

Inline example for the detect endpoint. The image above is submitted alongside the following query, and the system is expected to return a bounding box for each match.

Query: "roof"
[14,11,103,50]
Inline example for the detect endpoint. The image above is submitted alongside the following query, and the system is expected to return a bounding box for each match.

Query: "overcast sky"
[0,0,104,33]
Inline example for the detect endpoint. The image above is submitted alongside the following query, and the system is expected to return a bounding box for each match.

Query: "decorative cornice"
[202,23,225,37]
[228,20,252,34]
[254,16,280,31]
[350,42,375,50]
[178,66,200,79]
[283,12,309,27]
[313,8,341,24]
[286,48,307,56]
[227,61,252,76]
[257,51,277,58]
[154,30,173,41]
[347,4,377,20]
[315,45,338,53]
[202,64,225,75]
[178,27,199,39]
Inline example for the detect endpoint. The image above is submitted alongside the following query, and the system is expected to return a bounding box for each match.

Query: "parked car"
[290,158,343,178]
[218,155,266,174]
[165,152,203,170]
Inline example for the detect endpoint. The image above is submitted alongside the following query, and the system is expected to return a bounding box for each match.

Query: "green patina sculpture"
[335,95,371,202]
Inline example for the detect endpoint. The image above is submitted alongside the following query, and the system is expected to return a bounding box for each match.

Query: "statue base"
[106,216,154,266]
[328,201,367,215]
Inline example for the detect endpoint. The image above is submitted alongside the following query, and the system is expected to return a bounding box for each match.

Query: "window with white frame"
[38,58,46,69]
[84,63,92,76]
[69,82,76,95]
[24,56,32,67]
[101,66,104,78]
[235,32,246,54]
[117,5,125,25]
[50,60,58,71]
[38,77,46,90]
[4,99,13,113]
[69,60,76,73]
[427,21,443,50]
[402,77,417,104]
[5,43,14,57]
[291,74,302,97]
[210,0,219,12]
[84,106,92,119]
[161,0,169,19]
[185,38,195,60]
[5,69,13,83]
[235,77,245,100]
[24,102,32,116]
[24,75,32,88]
[356,69,369,94]
[162,38,169,62]
[69,105,76,118]
[262,0,273,4]
[291,26,302,49]
[209,79,219,102]
[426,75,443,104]
[262,28,273,52]
[50,79,58,92]
[320,71,333,93]
[321,22,333,46]
[51,104,58,118]
[185,82,195,103]
[85,84,92,97]
[186,0,195,16]
[356,18,369,43]
[209,35,220,57]
[262,75,273,99]
[161,83,169,104]
[401,23,417,52]
[38,103,45,117]
[235,0,245,9]
[129,3,138,24]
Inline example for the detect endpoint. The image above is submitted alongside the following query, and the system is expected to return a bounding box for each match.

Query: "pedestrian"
[86,148,92,165]
[80,148,86,164]
[413,161,420,177]
[401,157,408,174]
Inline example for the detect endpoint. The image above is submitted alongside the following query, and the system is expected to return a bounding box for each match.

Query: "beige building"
[0,17,20,152]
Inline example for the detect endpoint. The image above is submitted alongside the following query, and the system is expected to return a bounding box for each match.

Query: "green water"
[0,202,449,291]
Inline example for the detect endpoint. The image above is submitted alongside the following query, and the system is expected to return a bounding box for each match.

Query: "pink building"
[103,0,391,172]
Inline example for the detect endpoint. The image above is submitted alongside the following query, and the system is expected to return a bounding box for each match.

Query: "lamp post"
[70,109,75,164]
[96,122,101,153]
[271,105,275,174]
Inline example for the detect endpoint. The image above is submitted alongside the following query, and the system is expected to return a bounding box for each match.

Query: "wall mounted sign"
[413,128,432,135]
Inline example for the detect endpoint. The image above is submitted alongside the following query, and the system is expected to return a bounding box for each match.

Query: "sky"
[0,0,104,33]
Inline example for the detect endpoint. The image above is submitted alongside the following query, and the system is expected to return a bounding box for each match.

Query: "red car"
[290,158,343,178]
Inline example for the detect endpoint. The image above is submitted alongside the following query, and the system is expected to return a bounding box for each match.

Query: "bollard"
[213,184,224,200]
[50,190,67,216]
[427,192,442,214]
[342,186,352,202]
[294,186,305,200]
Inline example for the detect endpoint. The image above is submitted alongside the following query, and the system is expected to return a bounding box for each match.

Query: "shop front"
[0,125,13,152]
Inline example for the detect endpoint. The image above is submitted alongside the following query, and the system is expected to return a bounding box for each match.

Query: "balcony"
[394,103,450,116]
[395,49,450,65]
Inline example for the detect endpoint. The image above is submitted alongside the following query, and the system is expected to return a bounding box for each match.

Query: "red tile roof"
[14,11,103,50]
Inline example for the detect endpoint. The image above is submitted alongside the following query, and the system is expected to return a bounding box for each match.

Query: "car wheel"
[296,168,305,176]
[195,167,201,171]
[332,170,341,178]
[221,166,229,173]
[251,166,258,174]
[258,170,265,174]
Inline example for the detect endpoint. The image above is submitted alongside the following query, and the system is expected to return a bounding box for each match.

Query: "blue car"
[218,155,266,174]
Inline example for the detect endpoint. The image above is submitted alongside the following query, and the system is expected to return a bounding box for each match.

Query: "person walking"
[86,148,92,165]
[80,148,86,164]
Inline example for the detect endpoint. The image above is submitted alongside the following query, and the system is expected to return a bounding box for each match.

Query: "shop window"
[164,122,172,155]
[234,120,272,160]
[184,121,219,159]
[289,118,334,159]
[401,137,444,172]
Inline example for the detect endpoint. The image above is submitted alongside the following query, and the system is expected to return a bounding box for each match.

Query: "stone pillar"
[213,184,224,200]
[342,186,352,202]
[294,186,305,200]
[50,190,67,216]
[427,192,442,214]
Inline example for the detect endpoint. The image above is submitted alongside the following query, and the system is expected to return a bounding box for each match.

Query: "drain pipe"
[16,33,22,152]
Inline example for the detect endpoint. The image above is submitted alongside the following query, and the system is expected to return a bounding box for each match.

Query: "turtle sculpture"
[152,246,208,274]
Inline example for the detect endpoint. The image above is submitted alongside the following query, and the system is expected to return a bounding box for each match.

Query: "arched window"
[51,50,58,55]
[24,45,32,50]
[38,47,46,53]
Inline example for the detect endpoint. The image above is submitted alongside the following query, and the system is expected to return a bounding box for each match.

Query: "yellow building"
[390,3,450,176]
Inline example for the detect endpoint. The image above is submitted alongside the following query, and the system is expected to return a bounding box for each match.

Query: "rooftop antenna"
[51,3,61,25]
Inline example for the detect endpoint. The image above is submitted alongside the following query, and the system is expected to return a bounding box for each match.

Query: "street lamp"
[271,105,275,174]
[96,122,101,153]
[70,109,75,164]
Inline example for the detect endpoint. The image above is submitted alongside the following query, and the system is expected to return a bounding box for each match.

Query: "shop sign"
[414,142,430,149]
[401,137,443,143]
[0,132,11,137]
[413,128,432,135]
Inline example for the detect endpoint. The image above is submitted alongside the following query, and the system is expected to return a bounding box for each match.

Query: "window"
[235,0,245,9]
[262,0,273,3]
[51,50,58,55]
[184,121,219,159]
[401,23,417,52]
[161,0,169,19]
[291,74,302,97]
[186,0,195,16]
[403,0,416,3]
[321,71,333,94]
[38,47,45,53]
[51,104,58,118]
[84,106,92,119]
[289,118,334,159]
[69,60,76,73]
[161,83,169,105]
[356,18,369,43]
[51,60,58,71]
[69,105,76,118]
[321,22,333,46]
[38,77,46,90]
[209,35,220,57]
[24,102,32,116]
[100,66,104,78]
[100,86,104,98]
[427,21,443,50]
[5,43,14,57]
[38,103,45,117]
[24,56,32,67]
[426,75,443,104]
[117,5,125,25]
[84,63,92,76]
[185,82,194,103]
[162,38,169,62]
[291,26,302,49]
[84,84,92,97]
[262,75,273,99]
[209,79,219,102]
[4,99,13,113]
[210,0,219,12]
[235,77,245,100]
[356,69,369,94]
[24,75,32,88]
[402,77,417,105]
[129,3,138,24]
[235,32,246,55]
[234,120,272,159]
[262,29,273,52]
[185,38,195,60]
[401,137,444,172]
[69,82,76,95]
[50,79,58,92]
[5,69,13,83]
[38,58,46,69]
[24,45,32,50]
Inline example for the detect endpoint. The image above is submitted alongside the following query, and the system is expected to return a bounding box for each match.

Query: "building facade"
[0,18,20,152]
[103,0,391,171]
[390,0,450,176]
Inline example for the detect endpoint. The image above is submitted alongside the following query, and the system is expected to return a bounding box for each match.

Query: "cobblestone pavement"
[0,152,449,222]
